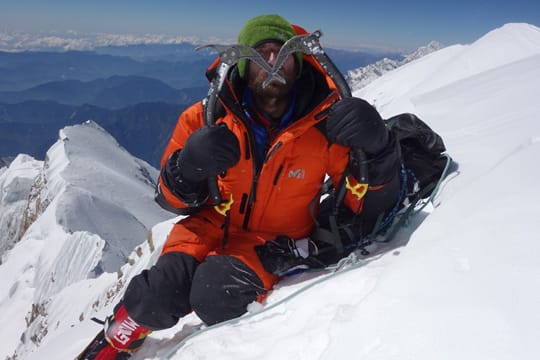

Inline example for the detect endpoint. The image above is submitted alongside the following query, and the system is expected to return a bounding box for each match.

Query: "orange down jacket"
[157,56,372,240]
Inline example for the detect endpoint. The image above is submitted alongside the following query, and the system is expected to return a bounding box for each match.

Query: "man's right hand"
[254,236,326,276]
[177,124,240,182]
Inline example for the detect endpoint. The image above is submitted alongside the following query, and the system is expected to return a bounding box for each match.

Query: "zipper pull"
[265,141,283,163]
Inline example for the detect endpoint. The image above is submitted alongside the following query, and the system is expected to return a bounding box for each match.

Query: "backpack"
[386,113,449,199]
[311,112,453,264]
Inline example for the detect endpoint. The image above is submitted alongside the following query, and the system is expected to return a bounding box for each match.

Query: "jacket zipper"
[273,165,284,185]
[241,124,262,230]
[242,140,284,230]
[265,141,283,163]
[242,171,258,229]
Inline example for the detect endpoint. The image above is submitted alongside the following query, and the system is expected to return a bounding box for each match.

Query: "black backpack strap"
[309,177,345,256]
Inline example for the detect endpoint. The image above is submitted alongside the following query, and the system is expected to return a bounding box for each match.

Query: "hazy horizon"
[1,0,540,52]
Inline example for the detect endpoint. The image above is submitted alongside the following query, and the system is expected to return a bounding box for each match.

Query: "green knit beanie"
[237,14,303,78]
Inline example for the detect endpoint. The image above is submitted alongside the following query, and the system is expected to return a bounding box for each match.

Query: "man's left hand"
[326,97,389,155]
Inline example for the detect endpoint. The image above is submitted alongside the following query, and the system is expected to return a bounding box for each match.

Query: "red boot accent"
[75,329,131,360]
[104,304,151,352]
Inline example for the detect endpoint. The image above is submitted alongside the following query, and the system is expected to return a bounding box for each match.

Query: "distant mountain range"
[0,101,185,167]
[0,49,212,91]
[0,42,406,169]
[0,75,208,109]
[92,43,221,62]
[0,44,400,91]
[347,41,444,91]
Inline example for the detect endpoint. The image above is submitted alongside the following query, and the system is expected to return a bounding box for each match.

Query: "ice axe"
[196,30,367,206]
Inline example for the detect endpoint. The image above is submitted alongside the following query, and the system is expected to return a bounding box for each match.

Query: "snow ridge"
[346,40,443,91]
[0,121,172,359]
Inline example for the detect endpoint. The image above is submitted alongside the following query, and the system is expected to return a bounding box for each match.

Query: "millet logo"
[288,169,306,179]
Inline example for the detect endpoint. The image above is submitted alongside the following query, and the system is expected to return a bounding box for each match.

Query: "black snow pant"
[122,252,265,329]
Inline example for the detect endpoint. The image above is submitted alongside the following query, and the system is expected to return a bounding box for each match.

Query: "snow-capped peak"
[403,40,444,62]
[346,41,444,91]
[0,121,172,358]
[356,22,540,117]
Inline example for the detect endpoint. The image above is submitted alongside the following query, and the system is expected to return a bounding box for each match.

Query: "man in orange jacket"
[78,14,401,359]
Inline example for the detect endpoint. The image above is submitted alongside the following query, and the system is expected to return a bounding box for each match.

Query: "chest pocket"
[270,134,328,202]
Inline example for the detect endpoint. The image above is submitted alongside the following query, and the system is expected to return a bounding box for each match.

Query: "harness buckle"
[214,194,234,216]
[345,177,368,200]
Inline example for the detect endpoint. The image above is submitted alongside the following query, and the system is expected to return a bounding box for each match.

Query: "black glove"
[178,124,240,182]
[326,97,389,155]
[255,236,326,276]
[161,150,209,206]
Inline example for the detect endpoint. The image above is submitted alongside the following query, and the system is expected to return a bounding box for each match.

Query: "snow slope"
[1,22,539,360]
[0,121,172,359]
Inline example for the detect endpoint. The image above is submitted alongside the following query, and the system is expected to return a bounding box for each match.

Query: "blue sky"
[1,0,540,51]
